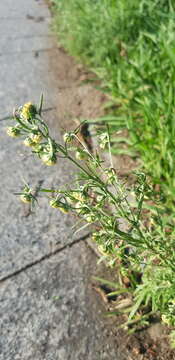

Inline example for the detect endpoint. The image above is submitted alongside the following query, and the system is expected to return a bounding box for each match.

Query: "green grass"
[53,0,175,201]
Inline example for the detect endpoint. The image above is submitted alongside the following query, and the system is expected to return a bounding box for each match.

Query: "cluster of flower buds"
[58,187,98,222]
[48,189,89,214]
[7,101,58,167]
[7,101,116,238]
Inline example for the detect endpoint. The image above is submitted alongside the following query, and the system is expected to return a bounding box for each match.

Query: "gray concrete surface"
[0,1,119,359]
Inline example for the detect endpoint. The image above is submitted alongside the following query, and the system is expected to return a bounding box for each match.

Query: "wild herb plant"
[7,99,175,344]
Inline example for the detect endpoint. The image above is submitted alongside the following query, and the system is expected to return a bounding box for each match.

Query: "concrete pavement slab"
[0,243,119,360]
[0,0,120,358]
[0,52,58,117]
[0,18,50,39]
[0,0,50,18]
[0,34,54,54]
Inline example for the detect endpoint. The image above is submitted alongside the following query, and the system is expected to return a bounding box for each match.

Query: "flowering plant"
[7,97,175,342]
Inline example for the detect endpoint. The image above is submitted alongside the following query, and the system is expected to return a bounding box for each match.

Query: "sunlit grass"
[53,0,175,202]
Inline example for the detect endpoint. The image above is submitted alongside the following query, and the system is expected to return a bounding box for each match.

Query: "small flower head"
[23,137,36,147]
[19,185,34,204]
[84,214,96,223]
[162,314,172,326]
[7,126,21,138]
[92,232,99,242]
[98,245,110,256]
[96,194,104,202]
[58,206,69,214]
[99,132,108,149]
[30,133,42,144]
[21,102,37,120]
[105,168,116,184]
[74,200,91,215]
[75,148,88,161]
[70,191,86,203]
[50,199,69,213]
[20,193,32,204]
[63,132,74,143]
[41,153,57,166]
[32,144,43,153]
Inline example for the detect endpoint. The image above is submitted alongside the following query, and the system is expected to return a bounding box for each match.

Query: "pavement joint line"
[0,233,90,283]
[0,107,56,121]
[0,47,57,56]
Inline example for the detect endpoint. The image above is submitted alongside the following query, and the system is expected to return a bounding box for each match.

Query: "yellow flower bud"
[58,206,69,214]
[7,126,20,137]
[30,133,42,144]
[75,149,88,160]
[74,201,83,214]
[85,214,96,223]
[162,314,171,325]
[23,137,36,147]
[20,194,32,203]
[92,232,98,242]
[50,199,60,208]
[71,192,85,202]
[63,132,74,143]
[96,194,104,202]
[41,154,57,166]
[98,245,108,256]
[99,133,108,149]
[21,102,37,119]
[50,199,68,213]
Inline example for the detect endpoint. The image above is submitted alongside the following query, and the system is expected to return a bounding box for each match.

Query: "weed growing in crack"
[7,97,175,345]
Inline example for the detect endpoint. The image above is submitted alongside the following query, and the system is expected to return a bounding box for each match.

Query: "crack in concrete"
[0,107,56,121]
[0,233,90,283]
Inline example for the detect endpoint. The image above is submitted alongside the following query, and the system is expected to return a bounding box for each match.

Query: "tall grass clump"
[53,0,175,201]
